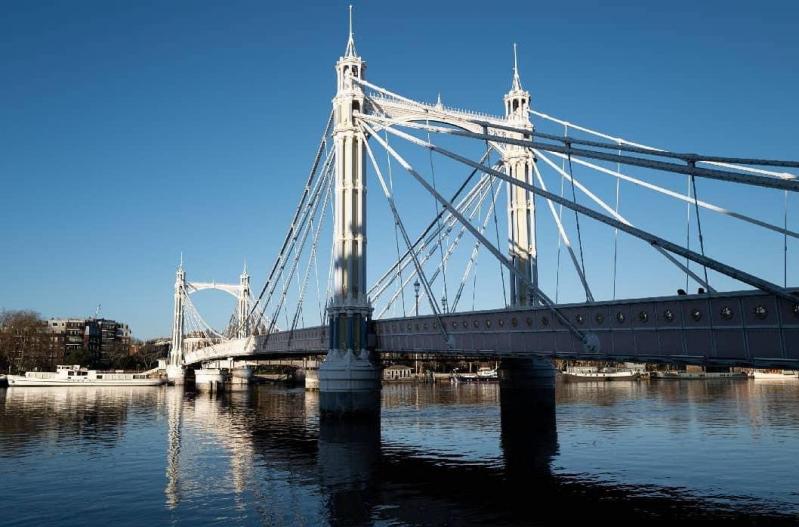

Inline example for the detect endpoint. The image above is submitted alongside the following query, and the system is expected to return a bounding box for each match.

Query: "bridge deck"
[184,290,799,369]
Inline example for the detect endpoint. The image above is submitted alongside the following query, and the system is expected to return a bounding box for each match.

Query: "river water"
[1,379,798,526]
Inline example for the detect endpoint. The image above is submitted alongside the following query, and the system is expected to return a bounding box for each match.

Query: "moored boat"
[650,371,748,380]
[476,367,498,380]
[6,365,165,387]
[561,367,638,382]
[450,367,498,383]
[752,370,799,381]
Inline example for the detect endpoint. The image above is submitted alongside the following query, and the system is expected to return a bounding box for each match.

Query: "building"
[96,319,131,360]
[383,364,413,381]
[46,317,131,365]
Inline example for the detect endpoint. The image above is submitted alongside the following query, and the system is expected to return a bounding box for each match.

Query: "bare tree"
[0,310,52,374]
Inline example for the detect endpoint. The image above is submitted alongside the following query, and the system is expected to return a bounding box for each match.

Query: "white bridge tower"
[167,260,187,384]
[503,45,538,307]
[318,7,381,415]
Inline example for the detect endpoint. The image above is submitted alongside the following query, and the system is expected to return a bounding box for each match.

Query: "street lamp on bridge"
[413,279,420,317]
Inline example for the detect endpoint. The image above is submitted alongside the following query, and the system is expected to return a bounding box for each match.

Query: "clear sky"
[2,0,797,339]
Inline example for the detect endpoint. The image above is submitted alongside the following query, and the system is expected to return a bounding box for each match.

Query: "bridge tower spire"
[237,261,251,339]
[503,44,538,306]
[167,257,187,384]
[318,5,380,415]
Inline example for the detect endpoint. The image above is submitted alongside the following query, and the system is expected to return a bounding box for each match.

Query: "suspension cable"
[784,190,789,287]
[613,141,621,300]
[251,148,334,329]
[536,149,713,292]
[378,114,799,191]
[690,165,711,290]
[250,112,333,318]
[555,128,567,303]
[360,127,450,344]
[377,175,493,318]
[290,168,334,334]
[375,174,491,314]
[533,163,593,302]
[452,177,504,310]
[368,113,716,293]
[370,173,490,304]
[426,119,449,312]
[265,166,334,338]
[373,120,793,302]
[685,175,692,291]
[566,141,588,285]
[362,120,588,344]
[488,142,508,308]
[367,150,490,299]
[385,129,407,317]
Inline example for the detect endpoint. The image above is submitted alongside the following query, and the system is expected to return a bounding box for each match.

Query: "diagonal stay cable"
[373,120,793,302]
[361,120,590,346]
[367,148,491,299]
[250,111,333,319]
[536,150,714,292]
[359,126,450,345]
[376,174,493,318]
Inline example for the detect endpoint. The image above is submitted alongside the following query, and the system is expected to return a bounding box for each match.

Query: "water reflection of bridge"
[2,384,797,523]
[161,383,798,525]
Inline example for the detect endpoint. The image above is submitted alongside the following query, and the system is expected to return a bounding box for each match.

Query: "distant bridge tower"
[503,45,538,306]
[167,259,186,384]
[237,263,251,339]
[318,7,381,415]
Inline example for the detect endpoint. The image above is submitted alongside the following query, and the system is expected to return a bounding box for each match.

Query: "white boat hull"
[753,371,799,380]
[6,375,165,387]
[562,371,638,382]
[651,371,748,380]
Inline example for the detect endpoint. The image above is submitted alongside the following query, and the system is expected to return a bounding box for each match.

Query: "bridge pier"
[318,401,381,523]
[166,365,187,385]
[318,348,381,416]
[499,357,557,478]
[318,23,381,417]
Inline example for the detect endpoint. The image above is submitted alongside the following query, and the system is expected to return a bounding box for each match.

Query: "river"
[1,379,797,525]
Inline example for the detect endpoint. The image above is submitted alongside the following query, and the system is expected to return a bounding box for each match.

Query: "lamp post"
[413,279,420,317]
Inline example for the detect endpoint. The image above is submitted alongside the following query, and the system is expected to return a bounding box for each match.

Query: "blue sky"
[1,1,797,339]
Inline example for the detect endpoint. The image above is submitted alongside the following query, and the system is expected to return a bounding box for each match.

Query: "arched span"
[186,281,243,299]
[365,95,511,155]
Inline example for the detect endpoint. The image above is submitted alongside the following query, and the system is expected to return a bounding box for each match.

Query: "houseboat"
[650,370,748,380]
[6,365,165,387]
[561,366,639,382]
[752,370,799,381]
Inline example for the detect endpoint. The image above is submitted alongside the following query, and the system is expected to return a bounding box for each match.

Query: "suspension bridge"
[165,8,799,412]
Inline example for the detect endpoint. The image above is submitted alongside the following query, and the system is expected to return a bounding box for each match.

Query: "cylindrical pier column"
[499,357,557,477]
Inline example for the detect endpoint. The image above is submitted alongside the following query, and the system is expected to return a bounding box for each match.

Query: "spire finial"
[179,251,184,270]
[344,5,357,57]
[512,43,522,91]
[436,92,442,108]
[242,259,248,275]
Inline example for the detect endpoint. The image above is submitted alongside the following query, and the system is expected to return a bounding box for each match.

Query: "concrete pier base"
[305,368,320,390]
[194,368,227,392]
[318,349,381,416]
[230,366,253,385]
[166,365,187,386]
